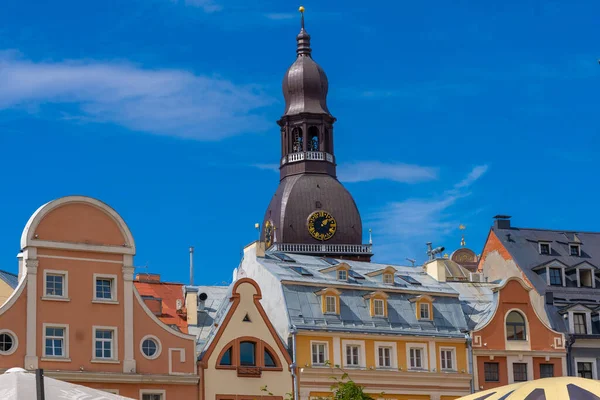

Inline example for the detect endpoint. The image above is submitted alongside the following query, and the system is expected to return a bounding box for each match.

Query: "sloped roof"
[134,280,188,333]
[447,282,497,331]
[0,270,18,289]
[185,285,231,353]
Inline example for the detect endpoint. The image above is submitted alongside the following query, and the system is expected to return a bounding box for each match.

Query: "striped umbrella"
[458,377,600,400]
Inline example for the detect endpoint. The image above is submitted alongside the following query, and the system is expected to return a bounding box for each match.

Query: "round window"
[141,338,159,358]
[0,332,16,355]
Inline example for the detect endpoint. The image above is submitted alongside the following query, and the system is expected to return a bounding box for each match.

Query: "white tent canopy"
[0,368,133,400]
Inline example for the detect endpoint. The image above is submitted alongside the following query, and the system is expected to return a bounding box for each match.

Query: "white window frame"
[42,270,69,301]
[570,244,581,256]
[325,295,337,314]
[373,299,385,317]
[538,242,551,255]
[577,267,595,288]
[568,309,593,335]
[383,273,394,285]
[575,357,598,380]
[93,273,118,303]
[406,342,428,371]
[337,269,348,281]
[140,334,162,360]
[439,346,456,371]
[342,339,366,368]
[310,341,329,366]
[92,326,119,362]
[140,389,166,400]
[42,323,69,360]
[419,303,431,320]
[0,329,18,356]
[375,341,397,369]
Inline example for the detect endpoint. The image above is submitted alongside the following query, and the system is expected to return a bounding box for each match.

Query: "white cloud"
[251,163,279,172]
[338,161,438,183]
[264,13,296,20]
[174,0,222,12]
[367,164,489,263]
[0,53,273,140]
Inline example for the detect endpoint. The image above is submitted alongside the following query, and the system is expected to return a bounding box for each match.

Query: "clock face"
[264,220,274,248]
[307,211,337,241]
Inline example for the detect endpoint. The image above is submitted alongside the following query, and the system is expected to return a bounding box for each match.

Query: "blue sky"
[1,0,599,285]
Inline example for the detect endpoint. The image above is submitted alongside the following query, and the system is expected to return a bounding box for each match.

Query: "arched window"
[240,341,256,366]
[308,126,319,151]
[219,346,232,366]
[506,311,527,341]
[264,348,276,368]
[292,127,303,153]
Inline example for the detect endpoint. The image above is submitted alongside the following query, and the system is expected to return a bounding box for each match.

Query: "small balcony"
[281,151,335,166]
[269,243,373,255]
[237,366,262,378]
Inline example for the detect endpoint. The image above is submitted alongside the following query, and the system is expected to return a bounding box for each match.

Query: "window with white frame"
[44,325,67,358]
[373,299,385,317]
[378,346,392,368]
[409,347,424,369]
[419,303,431,320]
[94,327,116,360]
[573,313,588,334]
[44,271,67,299]
[346,345,360,367]
[383,273,394,285]
[140,335,161,360]
[0,330,17,355]
[141,392,164,400]
[570,244,581,256]
[539,242,551,255]
[94,274,117,302]
[337,269,347,281]
[440,347,455,371]
[549,268,562,286]
[325,296,337,314]
[311,342,327,366]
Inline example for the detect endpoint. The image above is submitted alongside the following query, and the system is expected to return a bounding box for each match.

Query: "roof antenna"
[368,228,373,245]
[189,246,194,286]
[406,258,416,267]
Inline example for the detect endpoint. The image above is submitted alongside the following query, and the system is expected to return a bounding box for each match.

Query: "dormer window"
[419,303,430,320]
[549,268,562,286]
[539,243,551,255]
[316,288,341,315]
[373,299,385,317]
[410,294,434,321]
[573,313,587,334]
[325,296,337,314]
[383,273,394,285]
[364,291,388,318]
[337,269,348,281]
[570,245,581,256]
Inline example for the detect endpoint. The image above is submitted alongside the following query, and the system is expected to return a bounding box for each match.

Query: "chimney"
[545,291,554,305]
[493,215,511,230]
[425,259,446,282]
[198,292,208,312]
[135,273,161,283]
[189,246,194,286]
[185,287,198,326]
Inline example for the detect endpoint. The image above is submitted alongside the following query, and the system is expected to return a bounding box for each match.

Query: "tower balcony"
[281,151,335,166]
[269,242,373,256]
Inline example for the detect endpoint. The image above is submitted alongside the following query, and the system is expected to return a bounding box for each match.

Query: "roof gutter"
[290,325,299,400]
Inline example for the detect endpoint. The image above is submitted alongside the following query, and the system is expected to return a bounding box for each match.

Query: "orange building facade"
[0,196,198,399]
[469,278,566,391]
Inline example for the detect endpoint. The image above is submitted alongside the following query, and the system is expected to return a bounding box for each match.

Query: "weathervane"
[459,224,466,247]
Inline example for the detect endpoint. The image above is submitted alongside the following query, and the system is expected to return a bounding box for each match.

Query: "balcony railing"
[281,151,335,166]
[269,243,373,255]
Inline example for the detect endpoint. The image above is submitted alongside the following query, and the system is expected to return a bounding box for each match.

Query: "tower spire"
[296,6,311,56]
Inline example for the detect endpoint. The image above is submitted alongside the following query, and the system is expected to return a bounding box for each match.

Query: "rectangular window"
[96,279,113,300]
[383,274,394,285]
[484,362,499,382]
[325,296,337,314]
[44,326,66,357]
[419,303,430,320]
[311,343,327,366]
[540,243,550,255]
[337,270,347,281]
[570,245,580,256]
[409,348,423,369]
[513,363,528,382]
[378,347,392,368]
[346,345,360,366]
[45,274,64,297]
[573,313,587,334]
[373,299,385,317]
[142,394,163,400]
[580,270,593,288]
[578,362,593,379]
[440,348,454,370]
[549,268,562,286]
[95,329,114,359]
[540,363,554,378]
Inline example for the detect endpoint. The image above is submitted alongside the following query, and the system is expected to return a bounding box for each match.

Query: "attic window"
[337,270,348,281]
[271,253,296,262]
[383,273,394,285]
[322,257,339,266]
[290,266,313,276]
[399,275,422,285]
[539,243,551,255]
[348,270,365,280]
[570,245,580,257]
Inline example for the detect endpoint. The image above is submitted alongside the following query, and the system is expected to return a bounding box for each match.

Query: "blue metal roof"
[0,270,18,289]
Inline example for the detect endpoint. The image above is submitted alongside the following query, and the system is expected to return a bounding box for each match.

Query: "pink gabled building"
[0,195,198,399]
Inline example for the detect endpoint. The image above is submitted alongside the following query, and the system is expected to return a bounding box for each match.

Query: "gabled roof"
[134,279,188,333]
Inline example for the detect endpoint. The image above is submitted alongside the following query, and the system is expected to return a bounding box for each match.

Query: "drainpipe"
[291,325,299,400]
[464,331,474,394]
[566,334,575,376]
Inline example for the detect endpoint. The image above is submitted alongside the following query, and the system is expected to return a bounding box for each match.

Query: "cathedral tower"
[261,7,372,261]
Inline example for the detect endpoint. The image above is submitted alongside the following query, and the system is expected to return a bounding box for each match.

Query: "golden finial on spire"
[459,224,466,247]
[299,5,305,29]
[299,5,305,12]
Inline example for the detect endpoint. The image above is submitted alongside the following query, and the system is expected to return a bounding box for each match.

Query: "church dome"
[281,24,331,116]
[262,174,362,246]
